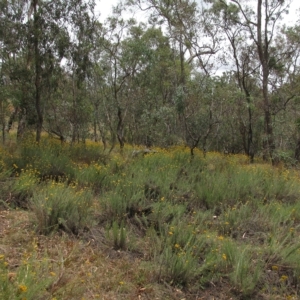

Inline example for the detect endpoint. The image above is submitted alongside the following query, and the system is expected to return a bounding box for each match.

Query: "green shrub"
[228,246,262,296]
[74,162,109,193]
[67,142,108,165]
[107,220,127,250]
[30,183,93,235]
[0,252,56,300]
[4,139,75,183]
[11,169,39,208]
[159,243,199,286]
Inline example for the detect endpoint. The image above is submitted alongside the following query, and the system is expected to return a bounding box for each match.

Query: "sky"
[96,0,300,24]
[95,0,116,20]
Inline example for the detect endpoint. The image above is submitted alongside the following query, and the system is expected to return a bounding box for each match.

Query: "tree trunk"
[257,0,275,163]
[98,122,107,150]
[1,102,5,145]
[295,139,300,162]
[117,107,125,150]
[2,119,5,145]
[261,64,275,162]
[93,117,98,142]
[33,0,43,143]
[17,110,26,140]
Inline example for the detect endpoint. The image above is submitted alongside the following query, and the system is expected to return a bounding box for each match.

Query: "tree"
[208,1,260,161]
[128,0,220,151]
[99,15,135,151]
[1,0,96,142]
[126,26,180,146]
[230,0,291,162]
[66,0,97,143]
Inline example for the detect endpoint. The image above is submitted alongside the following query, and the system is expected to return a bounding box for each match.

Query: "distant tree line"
[1,0,300,163]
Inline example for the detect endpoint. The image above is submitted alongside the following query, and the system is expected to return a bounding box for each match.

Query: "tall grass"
[1,139,300,298]
[0,250,57,300]
[30,183,93,235]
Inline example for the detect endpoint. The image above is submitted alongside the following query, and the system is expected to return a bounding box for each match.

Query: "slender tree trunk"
[2,119,5,145]
[95,106,107,149]
[71,74,77,144]
[257,0,275,163]
[262,71,275,162]
[0,102,5,144]
[245,91,254,163]
[98,122,107,150]
[17,110,26,140]
[93,117,98,142]
[7,107,18,132]
[230,33,255,161]
[295,138,300,162]
[117,107,125,150]
[33,0,43,143]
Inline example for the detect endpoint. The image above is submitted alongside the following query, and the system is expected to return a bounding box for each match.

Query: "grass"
[0,137,299,299]
[30,183,94,235]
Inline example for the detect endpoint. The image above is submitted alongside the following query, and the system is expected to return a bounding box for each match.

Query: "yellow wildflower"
[18,284,27,292]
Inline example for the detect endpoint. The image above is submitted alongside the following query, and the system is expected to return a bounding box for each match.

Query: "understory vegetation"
[0,136,299,299]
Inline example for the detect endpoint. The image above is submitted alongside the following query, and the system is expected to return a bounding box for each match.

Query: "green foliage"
[227,244,263,296]
[2,139,300,298]
[11,169,39,208]
[159,243,199,286]
[67,143,109,165]
[1,0,300,297]
[75,162,109,193]
[4,137,75,182]
[0,252,56,300]
[174,85,185,114]
[109,220,127,250]
[30,183,93,235]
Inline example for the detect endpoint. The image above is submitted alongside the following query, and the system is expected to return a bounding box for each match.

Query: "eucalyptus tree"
[269,25,300,114]
[127,0,221,152]
[128,0,218,80]
[267,25,300,160]
[182,74,223,156]
[88,59,108,146]
[97,13,137,150]
[0,0,34,139]
[206,1,262,161]
[98,12,175,150]
[213,0,292,162]
[126,26,181,146]
[1,0,96,142]
[65,0,97,143]
[90,15,181,148]
[25,0,72,141]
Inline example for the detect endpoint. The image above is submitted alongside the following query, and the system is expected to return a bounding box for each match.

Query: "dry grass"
[1,140,300,299]
[0,208,261,300]
[1,207,297,300]
[0,208,193,300]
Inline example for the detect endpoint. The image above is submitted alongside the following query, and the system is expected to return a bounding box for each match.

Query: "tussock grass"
[30,183,94,235]
[0,139,299,299]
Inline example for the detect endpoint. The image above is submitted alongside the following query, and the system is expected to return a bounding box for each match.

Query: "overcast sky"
[96,0,300,24]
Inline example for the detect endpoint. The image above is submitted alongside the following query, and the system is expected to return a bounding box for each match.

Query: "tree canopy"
[1,0,300,162]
